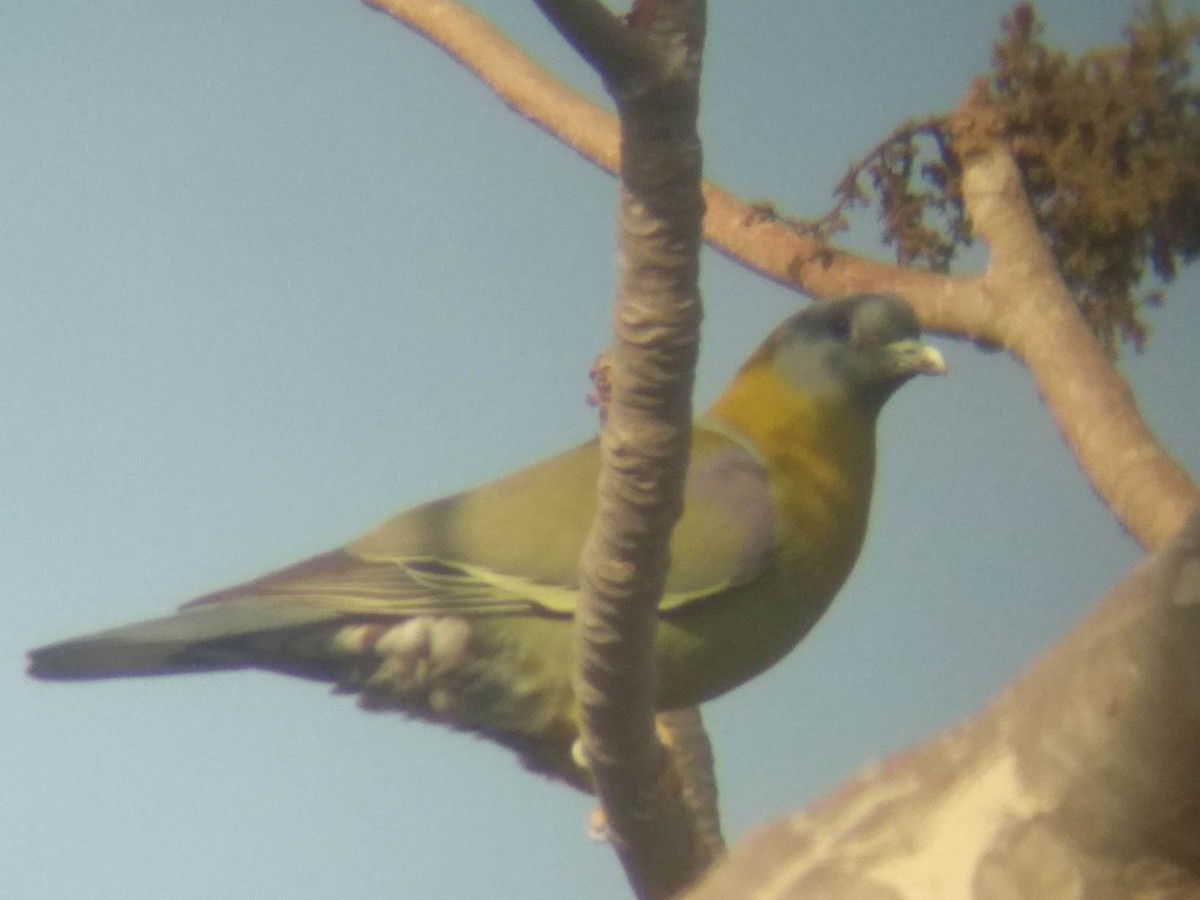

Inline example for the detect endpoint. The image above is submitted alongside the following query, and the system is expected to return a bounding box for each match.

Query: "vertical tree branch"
[658,707,725,865]
[531,0,709,896]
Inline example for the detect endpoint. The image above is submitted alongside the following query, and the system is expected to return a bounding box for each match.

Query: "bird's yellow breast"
[649,362,879,704]
[707,362,876,579]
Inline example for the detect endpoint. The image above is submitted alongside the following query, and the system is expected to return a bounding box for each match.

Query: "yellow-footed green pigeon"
[29,293,944,789]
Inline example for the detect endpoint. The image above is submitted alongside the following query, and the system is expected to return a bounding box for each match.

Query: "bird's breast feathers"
[705,362,876,590]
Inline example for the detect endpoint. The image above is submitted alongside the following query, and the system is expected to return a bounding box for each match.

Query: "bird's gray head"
[762,294,946,410]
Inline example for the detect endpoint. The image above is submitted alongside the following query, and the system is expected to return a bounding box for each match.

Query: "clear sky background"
[5,2,1199,898]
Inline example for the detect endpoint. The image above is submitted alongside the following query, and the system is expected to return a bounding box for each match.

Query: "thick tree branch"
[684,511,1200,899]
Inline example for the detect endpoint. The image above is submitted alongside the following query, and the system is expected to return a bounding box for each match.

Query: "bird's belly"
[328,614,584,784]
[653,557,853,709]
[652,434,875,706]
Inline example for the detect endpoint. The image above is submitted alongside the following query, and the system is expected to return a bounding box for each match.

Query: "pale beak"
[887,340,947,377]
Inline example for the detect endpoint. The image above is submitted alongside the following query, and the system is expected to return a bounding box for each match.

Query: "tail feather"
[27,602,338,681]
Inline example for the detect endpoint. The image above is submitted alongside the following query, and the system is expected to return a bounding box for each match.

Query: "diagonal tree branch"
[361,0,983,333]
[533,0,656,87]
[363,0,621,168]
[951,90,1200,549]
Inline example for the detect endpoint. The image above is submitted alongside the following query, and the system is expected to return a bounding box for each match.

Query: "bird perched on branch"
[29,293,944,790]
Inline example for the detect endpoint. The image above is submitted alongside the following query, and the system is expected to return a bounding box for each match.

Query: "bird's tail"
[27,601,338,681]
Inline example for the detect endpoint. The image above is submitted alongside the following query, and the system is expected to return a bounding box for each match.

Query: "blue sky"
[5,2,1199,898]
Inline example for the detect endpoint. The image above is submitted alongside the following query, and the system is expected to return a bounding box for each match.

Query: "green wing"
[187,421,778,619]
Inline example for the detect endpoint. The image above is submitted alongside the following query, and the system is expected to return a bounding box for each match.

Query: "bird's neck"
[705,364,877,576]
[706,363,877,461]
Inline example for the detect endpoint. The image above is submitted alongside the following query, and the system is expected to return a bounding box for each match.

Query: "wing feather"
[182,423,777,619]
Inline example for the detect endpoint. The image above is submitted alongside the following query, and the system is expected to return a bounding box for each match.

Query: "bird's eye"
[827,313,853,340]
